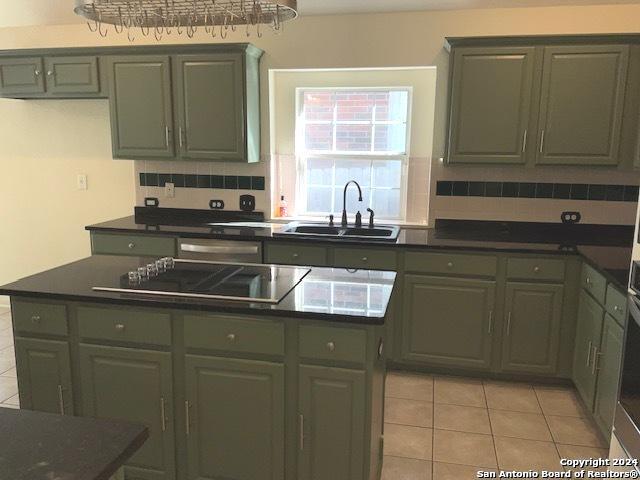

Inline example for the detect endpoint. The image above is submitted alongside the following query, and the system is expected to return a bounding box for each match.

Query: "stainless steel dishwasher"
[177,238,262,263]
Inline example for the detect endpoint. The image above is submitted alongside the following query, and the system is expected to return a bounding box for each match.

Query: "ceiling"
[1,0,639,28]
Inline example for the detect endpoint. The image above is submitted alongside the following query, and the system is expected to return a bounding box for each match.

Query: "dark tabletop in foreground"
[87,214,635,291]
[0,407,147,480]
[0,257,396,325]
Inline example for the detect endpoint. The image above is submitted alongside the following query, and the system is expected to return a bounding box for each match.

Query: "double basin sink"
[274,222,401,242]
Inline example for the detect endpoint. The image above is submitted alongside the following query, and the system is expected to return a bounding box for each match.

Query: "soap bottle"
[279,195,289,217]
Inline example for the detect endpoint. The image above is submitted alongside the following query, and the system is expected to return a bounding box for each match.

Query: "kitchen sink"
[274,222,400,242]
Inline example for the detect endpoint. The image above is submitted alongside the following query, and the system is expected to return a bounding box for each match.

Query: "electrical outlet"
[77,174,88,191]
[165,182,175,198]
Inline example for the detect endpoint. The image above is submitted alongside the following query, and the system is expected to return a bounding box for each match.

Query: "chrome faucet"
[341,180,363,227]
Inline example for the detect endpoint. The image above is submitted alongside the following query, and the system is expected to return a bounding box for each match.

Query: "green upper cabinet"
[106,55,175,159]
[298,364,366,480]
[15,337,73,415]
[536,45,629,166]
[106,46,261,162]
[593,313,624,436]
[573,290,605,410]
[79,344,176,480]
[174,54,245,161]
[184,355,285,480]
[501,282,563,375]
[44,56,100,95]
[0,57,45,95]
[447,46,537,164]
[401,275,496,371]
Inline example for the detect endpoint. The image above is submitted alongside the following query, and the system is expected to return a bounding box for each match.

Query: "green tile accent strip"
[437,181,639,202]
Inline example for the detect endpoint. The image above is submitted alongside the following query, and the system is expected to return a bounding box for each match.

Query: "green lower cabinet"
[501,282,564,375]
[298,365,366,480]
[184,355,285,480]
[401,275,496,370]
[573,290,605,410]
[14,337,73,415]
[593,313,624,436]
[79,344,175,480]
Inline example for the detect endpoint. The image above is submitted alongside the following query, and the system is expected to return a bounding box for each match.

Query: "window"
[296,88,411,220]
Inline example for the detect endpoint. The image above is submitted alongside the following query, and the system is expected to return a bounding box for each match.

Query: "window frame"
[294,86,413,221]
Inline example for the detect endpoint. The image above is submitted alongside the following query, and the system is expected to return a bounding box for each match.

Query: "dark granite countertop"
[86,213,635,290]
[0,406,147,480]
[0,256,395,325]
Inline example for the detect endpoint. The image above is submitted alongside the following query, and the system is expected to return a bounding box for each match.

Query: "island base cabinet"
[184,355,285,480]
[298,365,367,480]
[573,291,605,410]
[79,344,175,480]
[593,314,624,436]
[500,283,563,375]
[15,337,73,415]
[401,275,495,371]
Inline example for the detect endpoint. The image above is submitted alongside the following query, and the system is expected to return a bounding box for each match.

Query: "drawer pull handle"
[160,397,167,432]
[227,333,236,342]
[326,341,336,352]
[586,340,593,367]
[292,253,299,258]
[447,262,454,269]
[506,312,512,336]
[57,385,65,415]
[361,257,368,262]
[114,323,125,332]
[128,242,136,249]
[591,346,600,375]
[533,266,540,273]
[31,315,41,324]
[185,401,191,436]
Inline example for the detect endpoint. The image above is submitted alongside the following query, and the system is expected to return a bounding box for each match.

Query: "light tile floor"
[0,306,610,477]
[382,371,609,480]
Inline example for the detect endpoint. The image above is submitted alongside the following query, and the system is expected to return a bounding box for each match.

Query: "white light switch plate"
[77,174,88,190]
[165,182,175,198]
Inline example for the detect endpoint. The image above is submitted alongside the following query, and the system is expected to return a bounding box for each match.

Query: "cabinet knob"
[447,262,454,269]
[114,323,125,332]
[227,333,236,342]
[31,315,41,324]
[326,341,336,352]
[586,277,592,285]
[361,257,368,262]
[533,266,540,273]
[46,70,54,76]
[128,242,136,249]
[34,69,41,76]
[614,305,621,312]
[292,253,299,258]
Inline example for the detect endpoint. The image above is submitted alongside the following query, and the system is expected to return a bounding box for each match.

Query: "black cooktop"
[94,260,311,304]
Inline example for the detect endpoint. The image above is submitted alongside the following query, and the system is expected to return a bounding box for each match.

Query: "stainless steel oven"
[177,238,262,264]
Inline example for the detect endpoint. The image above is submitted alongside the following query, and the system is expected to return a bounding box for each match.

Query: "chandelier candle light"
[74,0,298,41]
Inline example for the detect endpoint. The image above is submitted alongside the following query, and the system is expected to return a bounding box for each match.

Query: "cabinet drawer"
[12,301,68,336]
[333,247,397,271]
[506,257,565,281]
[581,263,607,304]
[265,242,328,266]
[91,233,176,257]
[184,315,284,356]
[77,306,171,346]
[605,284,626,326]
[404,251,497,277]
[299,325,366,365]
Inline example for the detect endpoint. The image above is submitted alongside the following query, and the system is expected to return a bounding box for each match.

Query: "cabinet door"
[447,46,536,164]
[501,283,563,375]
[298,365,366,480]
[593,313,624,435]
[573,290,605,410]
[536,45,629,166]
[44,56,100,94]
[0,57,44,95]
[184,355,285,480]
[106,55,175,159]
[401,275,496,370]
[80,344,175,480]
[174,54,245,161]
[15,337,73,415]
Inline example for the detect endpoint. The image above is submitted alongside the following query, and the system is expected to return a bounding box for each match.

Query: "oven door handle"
[180,244,260,255]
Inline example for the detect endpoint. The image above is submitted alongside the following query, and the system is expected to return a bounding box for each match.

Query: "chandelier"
[74,0,298,41]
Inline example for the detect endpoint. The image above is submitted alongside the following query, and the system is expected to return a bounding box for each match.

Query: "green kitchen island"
[0,255,394,480]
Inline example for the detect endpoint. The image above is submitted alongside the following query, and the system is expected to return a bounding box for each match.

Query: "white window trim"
[294,86,413,221]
